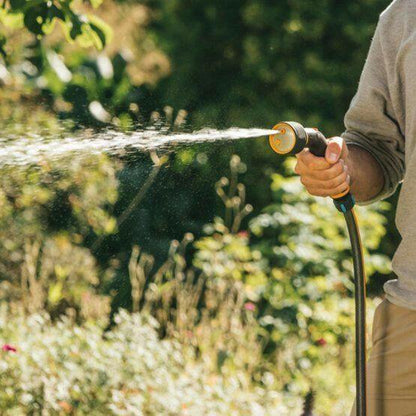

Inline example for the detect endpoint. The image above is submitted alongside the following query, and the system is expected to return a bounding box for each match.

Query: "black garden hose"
[345,208,367,416]
[269,121,367,416]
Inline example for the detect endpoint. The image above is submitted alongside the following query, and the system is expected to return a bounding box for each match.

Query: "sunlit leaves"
[61,14,112,50]
[0,0,111,58]
[0,8,23,29]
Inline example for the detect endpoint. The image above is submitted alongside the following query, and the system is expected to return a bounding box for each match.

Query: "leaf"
[49,4,65,22]
[23,5,48,36]
[87,15,112,49]
[62,14,112,50]
[89,22,106,49]
[42,6,62,35]
[69,13,83,40]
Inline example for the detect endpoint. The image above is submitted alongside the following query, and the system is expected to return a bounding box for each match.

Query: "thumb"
[325,137,348,164]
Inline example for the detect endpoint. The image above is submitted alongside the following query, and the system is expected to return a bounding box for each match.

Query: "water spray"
[269,121,367,416]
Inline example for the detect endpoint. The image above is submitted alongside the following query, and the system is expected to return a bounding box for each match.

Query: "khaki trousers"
[349,298,416,416]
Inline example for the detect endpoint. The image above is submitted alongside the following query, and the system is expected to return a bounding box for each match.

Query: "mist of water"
[0,127,277,167]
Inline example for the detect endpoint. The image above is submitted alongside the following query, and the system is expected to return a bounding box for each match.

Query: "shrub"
[0,308,297,415]
[0,154,118,319]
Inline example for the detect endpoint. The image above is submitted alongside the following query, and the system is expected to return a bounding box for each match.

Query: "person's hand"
[294,137,351,197]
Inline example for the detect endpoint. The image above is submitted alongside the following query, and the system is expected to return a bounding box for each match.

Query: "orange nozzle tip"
[271,123,284,131]
[269,122,296,155]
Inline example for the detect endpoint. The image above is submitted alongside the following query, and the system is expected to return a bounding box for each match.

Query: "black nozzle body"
[304,128,328,158]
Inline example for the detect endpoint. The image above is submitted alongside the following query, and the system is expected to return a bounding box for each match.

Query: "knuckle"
[318,188,328,196]
[326,172,347,189]
[310,159,324,170]
[300,176,309,186]
[329,178,340,189]
[309,188,325,197]
[325,163,342,178]
[308,188,318,196]
[316,160,330,171]
[320,171,333,181]
[323,178,336,189]
[297,151,308,162]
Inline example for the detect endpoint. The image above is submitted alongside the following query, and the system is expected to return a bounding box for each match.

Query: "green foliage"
[146,0,390,131]
[0,309,288,415]
[187,156,387,412]
[0,0,111,56]
[112,0,399,295]
[0,149,390,414]
[0,154,118,317]
[30,46,158,128]
[247,158,389,360]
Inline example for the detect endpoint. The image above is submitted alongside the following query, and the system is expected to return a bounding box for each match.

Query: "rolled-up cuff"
[341,130,403,205]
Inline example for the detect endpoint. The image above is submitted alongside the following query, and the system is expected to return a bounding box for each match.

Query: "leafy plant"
[191,155,386,413]
[0,154,119,318]
[35,47,161,128]
[114,155,386,414]
[0,309,289,415]
[0,0,111,58]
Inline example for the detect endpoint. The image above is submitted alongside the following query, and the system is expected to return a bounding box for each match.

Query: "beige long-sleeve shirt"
[340,0,416,309]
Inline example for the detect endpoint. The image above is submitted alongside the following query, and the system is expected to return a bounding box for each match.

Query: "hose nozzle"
[269,122,309,156]
[269,120,355,212]
[269,121,329,157]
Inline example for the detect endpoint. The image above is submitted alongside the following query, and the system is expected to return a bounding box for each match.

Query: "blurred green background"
[0,0,398,414]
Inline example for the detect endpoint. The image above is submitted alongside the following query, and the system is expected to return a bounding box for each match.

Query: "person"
[294,1,416,414]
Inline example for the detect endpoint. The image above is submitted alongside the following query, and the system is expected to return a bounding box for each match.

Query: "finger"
[296,159,346,180]
[329,180,350,197]
[300,169,348,190]
[325,137,347,164]
[305,187,330,197]
[307,179,350,198]
[297,148,331,170]
[322,170,349,190]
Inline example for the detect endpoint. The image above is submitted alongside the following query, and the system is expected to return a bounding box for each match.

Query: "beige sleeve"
[341,15,405,205]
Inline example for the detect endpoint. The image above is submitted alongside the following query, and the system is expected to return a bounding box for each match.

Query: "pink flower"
[316,338,327,347]
[238,231,249,239]
[2,344,17,353]
[244,302,256,311]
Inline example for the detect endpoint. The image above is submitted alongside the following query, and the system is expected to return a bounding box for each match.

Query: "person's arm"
[340,7,405,205]
[345,144,385,204]
[295,8,405,204]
